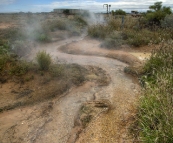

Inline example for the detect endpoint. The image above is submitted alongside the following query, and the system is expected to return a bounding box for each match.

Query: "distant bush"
[161,14,173,28]
[36,51,52,71]
[113,9,126,16]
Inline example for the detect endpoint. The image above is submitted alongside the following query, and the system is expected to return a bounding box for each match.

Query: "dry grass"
[131,42,173,142]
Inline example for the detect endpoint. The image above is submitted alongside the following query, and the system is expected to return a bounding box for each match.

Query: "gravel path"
[0,35,140,143]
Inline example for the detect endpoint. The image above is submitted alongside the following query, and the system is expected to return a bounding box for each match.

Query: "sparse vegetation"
[1,6,173,142]
[0,12,110,113]
[88,5,172,48]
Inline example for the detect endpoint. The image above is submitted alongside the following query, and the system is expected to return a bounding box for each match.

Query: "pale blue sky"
[0,0,173,13]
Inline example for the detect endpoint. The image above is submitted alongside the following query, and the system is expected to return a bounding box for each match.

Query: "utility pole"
[103,4,108,14]
[109,5,111,13]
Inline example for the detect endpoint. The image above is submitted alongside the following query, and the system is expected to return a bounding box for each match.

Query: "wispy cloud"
[0,0,16,5]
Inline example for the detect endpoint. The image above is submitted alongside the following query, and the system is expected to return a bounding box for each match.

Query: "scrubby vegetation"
[0,45,92,111]
[0,14,94,112]
[131,42,173,142]
[88,1,172,49]
[0,14,88,57]
[145,1,172,26]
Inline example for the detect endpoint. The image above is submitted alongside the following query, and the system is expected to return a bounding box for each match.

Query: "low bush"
[10,61,29,76]
[36,51,52,71]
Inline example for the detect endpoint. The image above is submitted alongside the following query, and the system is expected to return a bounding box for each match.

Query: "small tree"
[146,1,172,25]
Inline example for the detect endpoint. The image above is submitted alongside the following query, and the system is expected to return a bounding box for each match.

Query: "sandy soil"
[0,23,18,29]
[0,34,142,143]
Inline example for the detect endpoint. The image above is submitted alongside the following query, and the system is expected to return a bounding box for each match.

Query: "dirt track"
[0,35,141,143]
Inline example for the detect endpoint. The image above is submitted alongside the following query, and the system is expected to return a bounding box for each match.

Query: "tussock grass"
[132,43,173,142]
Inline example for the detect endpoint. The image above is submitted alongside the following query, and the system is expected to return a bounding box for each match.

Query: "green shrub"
[145,2,172,26]
[36,51,52,71]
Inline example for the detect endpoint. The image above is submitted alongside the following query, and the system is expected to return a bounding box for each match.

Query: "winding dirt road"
[0,35,141,143]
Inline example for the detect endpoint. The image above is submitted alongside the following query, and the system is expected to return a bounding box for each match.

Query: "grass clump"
[36,51,52,71]
[132,43,173,142]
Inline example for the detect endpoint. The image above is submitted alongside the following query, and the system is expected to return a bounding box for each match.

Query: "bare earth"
[0,34,145,142]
